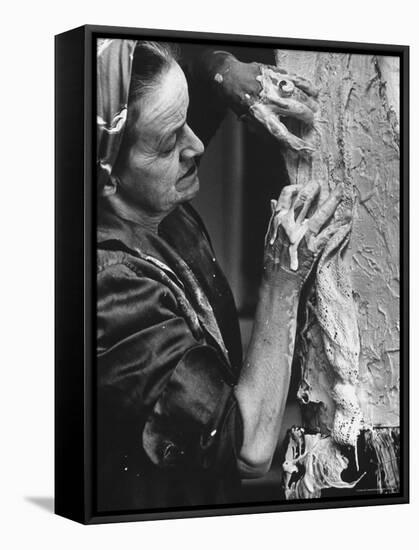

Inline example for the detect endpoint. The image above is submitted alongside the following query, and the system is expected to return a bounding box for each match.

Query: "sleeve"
[183,44,276,146]
[97,260,243,472]
[143,345,243,472]
[184,47,236,147]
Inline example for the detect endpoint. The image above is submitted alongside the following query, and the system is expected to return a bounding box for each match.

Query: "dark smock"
[97,202,244,512]
[96,45,279,513]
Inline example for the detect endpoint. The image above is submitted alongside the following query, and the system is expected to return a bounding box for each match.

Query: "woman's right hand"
[263,182,347,288]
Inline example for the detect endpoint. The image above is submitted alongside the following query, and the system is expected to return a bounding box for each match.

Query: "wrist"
[257,275,300,324]
[262,261,304,287]
[261,267,302,295]
[200,50,238,83]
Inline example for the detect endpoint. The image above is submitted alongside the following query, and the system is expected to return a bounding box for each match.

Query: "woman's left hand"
[263,182,348,288]
[207,52,319,154]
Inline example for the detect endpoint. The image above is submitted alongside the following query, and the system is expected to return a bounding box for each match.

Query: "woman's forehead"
[135,63,189,137]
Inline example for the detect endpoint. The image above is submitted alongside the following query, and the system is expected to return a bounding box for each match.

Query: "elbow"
[236,453,273,479]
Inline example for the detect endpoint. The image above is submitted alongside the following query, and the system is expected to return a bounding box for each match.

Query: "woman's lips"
[179,164,197,180]
[176,164,198,192]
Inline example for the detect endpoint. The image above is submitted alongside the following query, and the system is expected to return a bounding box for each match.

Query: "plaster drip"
[315,223,364,446]
[282,427,365,499]
[363,428,400,493]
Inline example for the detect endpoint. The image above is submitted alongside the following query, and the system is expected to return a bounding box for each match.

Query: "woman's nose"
[181,124,205,159]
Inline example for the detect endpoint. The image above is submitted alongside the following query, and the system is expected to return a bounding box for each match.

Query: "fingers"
[276,184,302,211]
[277,78,295,97]
[268,95,315,125]
[289,87,319,114]
[250,102,316,154]
[265,198,280,245]
[270,199,278,214]
[258,67,317,125]
[312,224,340,252]
[268,66,320,98]
[276,68,319,97]
[288,73,320,98]
[307,183,344,236]
[310,217,351,253]
[266,185,302,246]
[265,199,279,244]
[265,207,286,246]
[294,182,321,223]
[257,69,296,97]
[266,186,300,246]
[267,213,283,246]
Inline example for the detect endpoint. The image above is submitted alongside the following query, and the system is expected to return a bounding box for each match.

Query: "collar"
[97,199,164,256]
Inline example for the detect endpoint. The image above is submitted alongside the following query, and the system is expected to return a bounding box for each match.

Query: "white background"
[0,0,416,548]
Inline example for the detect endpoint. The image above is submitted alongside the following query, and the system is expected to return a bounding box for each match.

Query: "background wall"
[1,1,416,549]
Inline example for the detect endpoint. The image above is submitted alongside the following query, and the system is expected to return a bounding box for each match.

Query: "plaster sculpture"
[262,50,400,498]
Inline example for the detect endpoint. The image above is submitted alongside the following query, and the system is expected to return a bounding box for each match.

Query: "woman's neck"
[105,193,166,234]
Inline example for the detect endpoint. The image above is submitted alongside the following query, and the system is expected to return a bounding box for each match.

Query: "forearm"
[186,48,241,146]
[234,277,300,478]
[233,180,345,478]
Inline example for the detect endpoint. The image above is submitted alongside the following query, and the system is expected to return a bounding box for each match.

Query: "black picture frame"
[55,24,409,524]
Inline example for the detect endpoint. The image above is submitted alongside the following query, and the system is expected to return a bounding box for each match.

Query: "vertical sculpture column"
[275,50,400,498]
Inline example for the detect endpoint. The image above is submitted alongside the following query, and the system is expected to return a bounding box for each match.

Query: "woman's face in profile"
[116,62,205,217]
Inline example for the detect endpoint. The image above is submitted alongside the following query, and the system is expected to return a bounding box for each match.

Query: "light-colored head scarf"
[97,38,137,191]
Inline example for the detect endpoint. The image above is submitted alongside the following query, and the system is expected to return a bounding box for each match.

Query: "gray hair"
[113,41,180,172]
[129,41,180,102]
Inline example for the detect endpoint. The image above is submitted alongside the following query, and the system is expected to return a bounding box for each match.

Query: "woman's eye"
[161,136,177,155]
[160,125,186,156]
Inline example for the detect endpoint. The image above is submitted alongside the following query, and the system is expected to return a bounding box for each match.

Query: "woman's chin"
[176,172,200,197]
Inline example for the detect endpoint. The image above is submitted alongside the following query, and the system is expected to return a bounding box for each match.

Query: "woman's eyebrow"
[158,119,186,145]
[168,117,187,135]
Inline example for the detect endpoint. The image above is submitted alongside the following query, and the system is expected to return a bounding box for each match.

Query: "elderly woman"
[96,39,343,511]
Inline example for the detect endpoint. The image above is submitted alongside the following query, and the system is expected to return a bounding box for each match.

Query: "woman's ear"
[101,174,119,197]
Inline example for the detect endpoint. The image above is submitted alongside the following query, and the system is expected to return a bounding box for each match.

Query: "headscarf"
[97,38,137,190]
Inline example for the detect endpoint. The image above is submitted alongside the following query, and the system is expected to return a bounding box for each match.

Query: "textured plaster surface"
[275,50,400,428]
